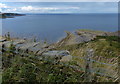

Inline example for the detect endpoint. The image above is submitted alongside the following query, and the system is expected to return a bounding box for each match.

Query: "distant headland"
[0,12,25,18]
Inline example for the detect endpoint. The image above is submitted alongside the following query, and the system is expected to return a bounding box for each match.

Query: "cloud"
[0,3,9,8]
[21,6,34,11]
[5,8,17,12]
[0,3,80,13]
[19,5,80,13]
[20,6,58,11]
[0,3,18,13]
[0,2,117,13]
[0,3,9,12]
[1,0,119,2]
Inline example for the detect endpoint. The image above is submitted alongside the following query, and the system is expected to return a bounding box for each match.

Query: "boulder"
[60,55,72,62]
[16,42,40,50]
[28,42,47,53]
[13,39,26,45]
[2,41,12,48]
[41,50,70,59]
[0,39,6,42]
[0,37,6,42]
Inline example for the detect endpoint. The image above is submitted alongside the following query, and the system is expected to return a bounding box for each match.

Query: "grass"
[2,50,84,82]
[57,36,120,59]
[1,34,119,82]
[2,41,118,82]
[77,29,106,34]
[2,44,84,82]
[55,36,119,81]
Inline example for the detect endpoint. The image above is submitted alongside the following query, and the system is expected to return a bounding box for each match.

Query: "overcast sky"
[0,2,118,13]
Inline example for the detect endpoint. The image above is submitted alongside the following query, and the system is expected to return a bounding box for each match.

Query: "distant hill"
[0,13,25,18]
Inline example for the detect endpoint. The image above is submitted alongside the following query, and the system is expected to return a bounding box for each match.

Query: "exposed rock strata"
[1,30,119,62]
[56,30,120,46]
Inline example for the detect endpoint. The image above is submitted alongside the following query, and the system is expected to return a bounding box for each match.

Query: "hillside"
[1,30,119,82]
[0,13,25,18]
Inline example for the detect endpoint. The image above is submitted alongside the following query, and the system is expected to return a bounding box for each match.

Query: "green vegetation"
[56,36,120,59]
[56,36,119,79]
[2,40,117,82]
[78,29,105,33]
[1,32,119,82]
[77,29,106,35]
[2,45,84,82]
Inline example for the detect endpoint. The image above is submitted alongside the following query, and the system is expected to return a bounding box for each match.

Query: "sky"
[0,0,119,2]
[0,2,118,13]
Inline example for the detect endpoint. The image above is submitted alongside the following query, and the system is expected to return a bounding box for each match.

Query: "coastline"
[1,29,119,53]
[1,29,120,82]
[0,13,25,18]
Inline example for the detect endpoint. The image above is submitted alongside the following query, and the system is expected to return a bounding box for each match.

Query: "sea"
[2,13,118,42]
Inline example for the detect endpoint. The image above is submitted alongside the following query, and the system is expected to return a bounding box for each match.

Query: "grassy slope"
[2,51,83,82]
[56,36,120,59]
[2,31,119,82]
[56,36,119,80]
[2,48,115,82]
[56,35,120,71]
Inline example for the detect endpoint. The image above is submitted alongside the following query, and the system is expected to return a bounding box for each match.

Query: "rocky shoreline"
[1,29,120,82]
[1,29,119,62]
[56,29,120,46]
[0,35,72,62]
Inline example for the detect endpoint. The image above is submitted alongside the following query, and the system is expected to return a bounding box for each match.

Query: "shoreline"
[1,29,120,82]
[1,29,119,54]
[2,29,119,42]
[1,29,119,43]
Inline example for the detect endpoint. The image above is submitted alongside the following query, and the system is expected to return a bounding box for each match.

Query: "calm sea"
[2,13,118,42]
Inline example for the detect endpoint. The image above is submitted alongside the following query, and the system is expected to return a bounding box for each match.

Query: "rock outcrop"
[40,50,72,62]
[1,29,119,62]
[1,37,72,62]
[56,30,120,46]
